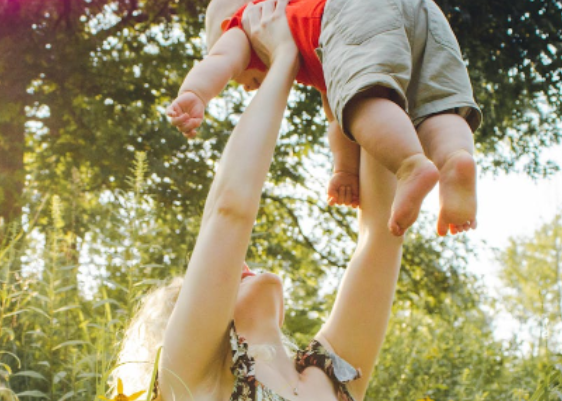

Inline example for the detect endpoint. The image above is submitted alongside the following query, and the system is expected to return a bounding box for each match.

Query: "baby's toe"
[449,224,458,235]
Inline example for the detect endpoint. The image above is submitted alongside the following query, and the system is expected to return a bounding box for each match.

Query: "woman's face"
[234,263,285,327]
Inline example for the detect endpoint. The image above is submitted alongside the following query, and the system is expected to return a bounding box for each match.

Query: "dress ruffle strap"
[296,339,361,401]
[229,323,255,378]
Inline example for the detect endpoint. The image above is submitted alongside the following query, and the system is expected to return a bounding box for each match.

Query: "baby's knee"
[344,92,409,140]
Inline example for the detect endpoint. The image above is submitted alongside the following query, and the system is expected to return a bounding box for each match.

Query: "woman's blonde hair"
[111,274,297,397]
[111,277,183,396]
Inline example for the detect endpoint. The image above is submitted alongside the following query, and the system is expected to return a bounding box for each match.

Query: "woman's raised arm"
[316,151,404,400]
[160,0,299,396]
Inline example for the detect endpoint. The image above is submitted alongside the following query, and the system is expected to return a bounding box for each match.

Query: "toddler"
[168,0,482,236]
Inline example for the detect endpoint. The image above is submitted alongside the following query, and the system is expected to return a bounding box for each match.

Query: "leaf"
[0,351,21,367]
[0,388,18,399]
[57,391,75,401]
[55,285,76,294]
[54,305,81,314]
[12,370,48,381]
[3,309,29,318]
[133,279,163,287]
[146,346,162,401]
[93,299,121,309]
[0,363,12,374]
[27,306,51,319]
[1,326,14,339]
[53,340,90,351]
[16,390,49,398]
[58,264,79,271]
[77,372,99,379]
[139,263,164,269]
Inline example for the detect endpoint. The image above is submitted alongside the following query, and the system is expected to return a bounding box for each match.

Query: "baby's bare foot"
[388,155,439,236]
[437,150,477,236]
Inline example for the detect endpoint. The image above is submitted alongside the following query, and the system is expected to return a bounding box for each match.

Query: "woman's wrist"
[269,49,300,78]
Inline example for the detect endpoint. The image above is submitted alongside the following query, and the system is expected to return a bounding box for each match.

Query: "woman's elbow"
[210,190,258,224]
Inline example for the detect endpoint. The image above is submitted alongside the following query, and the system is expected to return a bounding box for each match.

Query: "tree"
[437,0,562,176]
[1,0,562,230]
[498,213,562,355]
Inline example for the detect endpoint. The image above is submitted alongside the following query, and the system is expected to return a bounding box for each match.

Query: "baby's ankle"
[440,149,474,170]
[395,154,434,181]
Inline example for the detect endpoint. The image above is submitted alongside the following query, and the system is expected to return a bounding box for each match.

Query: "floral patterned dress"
[229,323,361,401]
[152,322,361,401]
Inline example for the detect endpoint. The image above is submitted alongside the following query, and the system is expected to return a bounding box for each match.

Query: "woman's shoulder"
[155,359,234,401]
[155,329,235,401]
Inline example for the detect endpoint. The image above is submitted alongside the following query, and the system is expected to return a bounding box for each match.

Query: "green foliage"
[1,0,561,227]
[437,0,562,176]
[530,365,562,401]
[498,214,562,355]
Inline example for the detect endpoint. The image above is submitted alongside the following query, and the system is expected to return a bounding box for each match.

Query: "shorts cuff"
[333,74,408,141]
[411,96,482,132]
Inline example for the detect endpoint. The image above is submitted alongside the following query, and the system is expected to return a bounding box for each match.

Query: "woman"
[115,1,403,399]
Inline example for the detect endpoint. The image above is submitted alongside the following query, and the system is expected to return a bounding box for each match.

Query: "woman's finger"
[242,2,261,33]
[261,0,276,21]
[273,0,289,17]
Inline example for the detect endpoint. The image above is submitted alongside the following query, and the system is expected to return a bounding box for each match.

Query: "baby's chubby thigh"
[319,0,413,136]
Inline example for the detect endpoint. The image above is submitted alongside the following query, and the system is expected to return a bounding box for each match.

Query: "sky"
[422,145,562,340]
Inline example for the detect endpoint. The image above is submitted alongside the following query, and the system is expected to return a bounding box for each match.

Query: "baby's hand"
[327,171,359,208]
[166,91,206,138]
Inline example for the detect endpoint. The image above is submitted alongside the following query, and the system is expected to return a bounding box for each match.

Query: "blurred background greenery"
[0,0,561,399]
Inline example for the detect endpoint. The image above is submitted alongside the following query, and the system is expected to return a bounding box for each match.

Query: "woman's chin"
[236,272,284,320]
[255,272,283,287]
[241,271,283,289]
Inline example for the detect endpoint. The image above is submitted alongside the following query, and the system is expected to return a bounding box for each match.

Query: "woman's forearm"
[207,54,299,217]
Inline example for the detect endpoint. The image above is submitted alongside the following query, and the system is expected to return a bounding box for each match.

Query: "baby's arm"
[323,93,360,207]
[168,28,251,137]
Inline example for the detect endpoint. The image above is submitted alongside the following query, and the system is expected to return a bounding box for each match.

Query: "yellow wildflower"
[99,378,145,401]
[417,398,435,401]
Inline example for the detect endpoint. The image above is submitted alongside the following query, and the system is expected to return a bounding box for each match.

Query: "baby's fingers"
[166,102,183,118]
[337,186,347,206]
[182,129,198,139]
[171,114,202,136]
[169,113,189,128]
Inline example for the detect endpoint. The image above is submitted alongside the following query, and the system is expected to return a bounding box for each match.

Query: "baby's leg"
[417,114,477,236]
[345,89,439,236]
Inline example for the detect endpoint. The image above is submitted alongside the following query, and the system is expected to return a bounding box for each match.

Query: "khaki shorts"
[317,0,482,139]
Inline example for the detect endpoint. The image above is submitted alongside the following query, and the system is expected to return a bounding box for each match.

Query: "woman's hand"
[242,0,298,66]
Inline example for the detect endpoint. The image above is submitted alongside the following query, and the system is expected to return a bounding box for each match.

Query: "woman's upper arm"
[159,209,254,394]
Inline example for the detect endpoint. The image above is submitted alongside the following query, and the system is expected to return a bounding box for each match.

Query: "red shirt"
[223,0,327,92]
